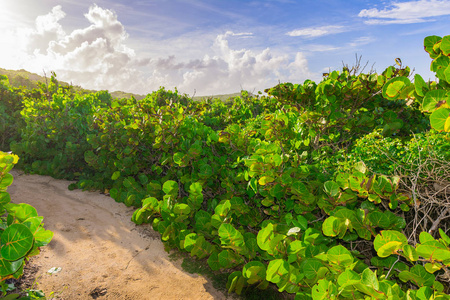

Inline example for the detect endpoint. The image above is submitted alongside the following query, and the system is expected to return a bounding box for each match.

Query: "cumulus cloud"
[286,25,346,38]
[28,6,66,54]
[3,5,315,95]
[146,31,313,95]
[15,4,147,93]
[359,0,450,25]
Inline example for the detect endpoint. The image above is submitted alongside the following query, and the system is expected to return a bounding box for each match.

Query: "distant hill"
[193,92,242,102]
[0,68,245,102]
[0,68,146,100]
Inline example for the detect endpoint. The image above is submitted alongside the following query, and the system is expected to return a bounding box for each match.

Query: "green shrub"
[0,152,53,296]
[0,75,25,151]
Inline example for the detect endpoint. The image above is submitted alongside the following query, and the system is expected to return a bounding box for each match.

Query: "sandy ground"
[8,170,229,300]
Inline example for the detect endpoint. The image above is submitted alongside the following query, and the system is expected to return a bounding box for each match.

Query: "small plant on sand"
[0,152,53,297]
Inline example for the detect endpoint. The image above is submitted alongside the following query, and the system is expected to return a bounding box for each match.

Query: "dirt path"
[8,170,229,300]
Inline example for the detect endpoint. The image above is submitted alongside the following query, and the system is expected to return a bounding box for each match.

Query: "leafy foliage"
[0,76,25,151]
[382,35,450,132]
[2,34,449,299]
[0,152,53,296]
[10,73,111,179]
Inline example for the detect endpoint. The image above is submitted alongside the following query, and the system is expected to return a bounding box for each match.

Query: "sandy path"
[8,170,229,300]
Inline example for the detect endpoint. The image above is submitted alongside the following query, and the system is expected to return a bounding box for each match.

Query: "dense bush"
[343,129,450,176]
[2,34,450,299]
[10,74,111,179]
[0,76,25,151]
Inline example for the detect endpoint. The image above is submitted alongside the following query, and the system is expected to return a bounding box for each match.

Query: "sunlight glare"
[0,2,29,69]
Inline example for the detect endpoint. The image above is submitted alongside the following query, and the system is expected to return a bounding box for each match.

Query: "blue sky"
[0,0,449,96]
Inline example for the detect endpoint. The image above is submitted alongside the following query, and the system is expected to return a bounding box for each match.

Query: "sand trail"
[9,170,228,300]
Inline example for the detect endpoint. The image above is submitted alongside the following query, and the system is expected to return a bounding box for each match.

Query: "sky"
[0,0,449,96]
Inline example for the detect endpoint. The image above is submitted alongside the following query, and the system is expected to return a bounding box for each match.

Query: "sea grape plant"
[10,81,111,179]
[383,35,450,132]
[3,33,450,298]
[0,152,53,296]
[0,75,25,151]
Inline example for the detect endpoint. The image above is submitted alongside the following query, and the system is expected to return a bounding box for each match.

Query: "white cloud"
[295,36,375,53]
[0,5,315,96]
[359,0,450,24]
[288,52,312,80]
[300,44,341,52]
[348,36,375,47]
[223,31,254,38]
[2,4,150,93]
[28,5,66,54]
[148,31,313,95]
[286,25,346,38]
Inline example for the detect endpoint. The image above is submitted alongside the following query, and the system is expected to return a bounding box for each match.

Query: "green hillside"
[0,68,146,100]
[0,68,245,102]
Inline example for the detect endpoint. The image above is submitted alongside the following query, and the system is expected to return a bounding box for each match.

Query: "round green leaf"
[425,262,442,274]
[207,251,220,271]
[361,268,379,291]
[247,178,258,194]
[270,183,284,199]
[242,261,266,284]
[414,74,428,97]
[323,181,340,197]
[430,108,450,132]
[398,264,435,287]
[337,269,360,287]
[327,245,354,266]
[199,164,213,178]
[382,77,411,100]
[445,64,450,84]
[183,233,198,252]
[173,203,191,215]
[23,217,44,234]
[354,161,367,174]
[322,216,340,237]
[109,188,118,200]
[441,35,450,56]
[189,182,202,194]
[291,181,309,196]
[218,249,243,269]
[162,180,178,196]
[6,203,38,222]
[0,257,24,277]
[416,241,450,261]
[266,259,289,283]
[422,90,447,112]
[219,223,246,252]
[424,35,441,59]
[302,259,325,280]
[312,279,337,300]
[431,55,450,73]
[419,231,435,243]
[34,227,54,248]
[257,223,274,251]
[111,171,120,180]
[258,176,274,186]
[287,240,306,255]
[367,211,390,228]
[0,173,13,189]
[293,215,308,231]
[373,230,408,258]
[1,224,34,261]
[377,241,403,258]
[173,152,184,165]
[0,191,11,205]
